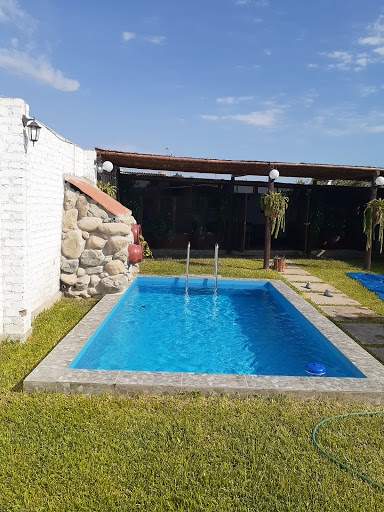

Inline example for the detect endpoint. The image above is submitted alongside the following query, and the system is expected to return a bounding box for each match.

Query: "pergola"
[96,148,384,271]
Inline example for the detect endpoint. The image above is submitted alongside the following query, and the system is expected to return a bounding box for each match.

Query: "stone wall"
[61,186,138,298]
[0,97,96,340]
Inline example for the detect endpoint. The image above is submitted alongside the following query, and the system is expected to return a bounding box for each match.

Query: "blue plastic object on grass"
[305,362,326,376]
[346,272,384,301]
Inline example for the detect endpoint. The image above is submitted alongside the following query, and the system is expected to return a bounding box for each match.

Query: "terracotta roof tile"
[66,177,130,216]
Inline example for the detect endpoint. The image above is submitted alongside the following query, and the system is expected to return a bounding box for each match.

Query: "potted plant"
[139,235,152,258]
[273,255,286,272]
[363,198,384,252]
[260,191,289,238]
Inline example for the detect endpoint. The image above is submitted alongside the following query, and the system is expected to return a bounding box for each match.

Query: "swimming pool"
[69,277,364,378]
[25,276,384,400]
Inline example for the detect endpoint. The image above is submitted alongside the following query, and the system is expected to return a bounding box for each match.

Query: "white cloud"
[359,85,378,97]
[354,53,371,70]
[307,63,318,68]
[216,96,254,104]
[308,106,384,137]
[367,125,384,133]
[264,48,272,56]
[143,35,166,45]
[0,0,37,32]
[325,51,353,70]
[122,32,136,41]
[201,115,219,120]
[225,109,282,126]
[316,15,384,72]
[327,50,353,63]
[0,48,79,91]
[255,0,269,6]
[253,17,263,23]
[201,108,283,128]
[236,0,250,4]
[359,36,384,46]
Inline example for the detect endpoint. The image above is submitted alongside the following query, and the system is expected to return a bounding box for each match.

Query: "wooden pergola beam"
[97,148,383,181]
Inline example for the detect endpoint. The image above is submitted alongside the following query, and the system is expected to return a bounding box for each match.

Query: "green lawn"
[0,298,97,393]
[0,393,383,511]
[0,255,383,511]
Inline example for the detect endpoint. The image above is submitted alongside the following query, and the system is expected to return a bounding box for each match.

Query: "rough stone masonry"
[60,185,138,298]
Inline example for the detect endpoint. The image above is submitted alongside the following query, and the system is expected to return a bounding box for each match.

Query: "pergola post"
[263,176,274,270]
[363,173,378,272]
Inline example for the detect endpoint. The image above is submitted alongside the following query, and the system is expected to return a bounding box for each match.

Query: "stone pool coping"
[24,276,384,403]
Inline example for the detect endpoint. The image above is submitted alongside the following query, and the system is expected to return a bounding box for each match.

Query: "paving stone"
[368,347,384,362]
[281,268,311,275]
[303,293,361,306]
[284,261,300,268]
[340,323,384,346]
[290,282,341,293]
[283,274,324,283]
[320,305,381,320]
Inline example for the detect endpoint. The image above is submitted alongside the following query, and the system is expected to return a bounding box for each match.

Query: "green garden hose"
[312,410,384,491]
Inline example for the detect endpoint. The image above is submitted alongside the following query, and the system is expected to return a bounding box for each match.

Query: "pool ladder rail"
[185,242,219,293]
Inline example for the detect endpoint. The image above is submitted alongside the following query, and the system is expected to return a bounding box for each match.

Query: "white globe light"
[269,168,279,180]
[102,161,114,173]
[376,176,384,186]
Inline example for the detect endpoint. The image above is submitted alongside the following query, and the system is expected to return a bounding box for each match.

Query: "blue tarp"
[346,272,384,301]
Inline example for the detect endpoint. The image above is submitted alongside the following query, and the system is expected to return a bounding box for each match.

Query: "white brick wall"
[0,97,96,340]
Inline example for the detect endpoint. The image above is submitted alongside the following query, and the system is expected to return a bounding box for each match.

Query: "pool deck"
[24,276,384,403]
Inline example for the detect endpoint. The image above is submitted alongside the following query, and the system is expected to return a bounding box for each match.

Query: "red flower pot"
[131,224,142,244]
[128,243,143,264]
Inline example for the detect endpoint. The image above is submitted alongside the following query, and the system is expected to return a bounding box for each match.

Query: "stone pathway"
[320,306,381,320]
[339,323,384,363]
[302,293,361,306]
[280,260,384,364]
[283,274,324,283]
[289,282,340,293]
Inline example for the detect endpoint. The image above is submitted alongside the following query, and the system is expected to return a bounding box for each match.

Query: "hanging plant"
[363,198,384,252]
[260,191,289,238]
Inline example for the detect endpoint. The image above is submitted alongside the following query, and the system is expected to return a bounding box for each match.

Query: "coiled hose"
[312,410,384,491]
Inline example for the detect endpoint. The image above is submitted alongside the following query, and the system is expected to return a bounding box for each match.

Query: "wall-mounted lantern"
[95,156,114,174]
[22,115,41,146]
[376,175,384,186]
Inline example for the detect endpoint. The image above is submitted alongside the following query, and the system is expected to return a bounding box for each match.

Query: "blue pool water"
[69,277,365,378]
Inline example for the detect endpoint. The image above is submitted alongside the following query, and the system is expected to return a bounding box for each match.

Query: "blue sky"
[1,0,384,176]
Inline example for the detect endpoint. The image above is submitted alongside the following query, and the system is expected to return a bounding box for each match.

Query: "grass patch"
[315,411,384,490]
[141,255,281,280]
[0,393,382,512]
[0,298,97,393]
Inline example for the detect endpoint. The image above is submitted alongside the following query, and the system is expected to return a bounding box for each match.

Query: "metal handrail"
[214,243,219,292]
[185,242,191,291]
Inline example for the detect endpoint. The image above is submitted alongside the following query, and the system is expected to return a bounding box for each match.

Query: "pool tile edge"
[23,276,384,403]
